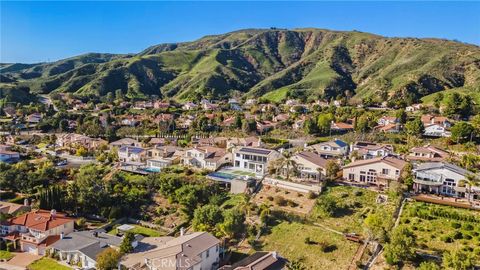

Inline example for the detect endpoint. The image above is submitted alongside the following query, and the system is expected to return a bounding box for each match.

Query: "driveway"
[0,252,41,270]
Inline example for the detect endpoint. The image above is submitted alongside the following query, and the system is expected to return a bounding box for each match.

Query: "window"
[236,153,240,157]
[395,170,400,176]
[382,168,389,175]
[349,174,355,180]
[206,249,210,258]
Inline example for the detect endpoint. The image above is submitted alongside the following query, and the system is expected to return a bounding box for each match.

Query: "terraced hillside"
[1,28,479,103]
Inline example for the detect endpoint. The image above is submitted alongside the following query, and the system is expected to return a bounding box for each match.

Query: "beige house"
[342,156,407,187]
[308,139,349,158]
[407,145,449,162]
[121,232,220,270]
[284,151,328,182]
[183,146,231,171]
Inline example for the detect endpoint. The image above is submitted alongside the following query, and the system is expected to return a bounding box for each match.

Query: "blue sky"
[1,1,479,63]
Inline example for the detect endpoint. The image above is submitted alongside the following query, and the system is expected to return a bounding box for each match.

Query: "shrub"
[353,190,363,196]
[304,237,312,244]
[266,196,274,201]
[441,235,453,243]
[274,196,287,206]
[307,191,317,199]
[287,200,298,207]
[339,192,348,198]
[451,222,461,229]
[452,231,463,240]
[462,223,474,231]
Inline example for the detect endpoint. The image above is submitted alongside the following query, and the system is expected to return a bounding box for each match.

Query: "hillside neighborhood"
[0,91,479,270]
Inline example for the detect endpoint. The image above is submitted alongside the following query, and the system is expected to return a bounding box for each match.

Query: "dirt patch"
[252,185,316,215]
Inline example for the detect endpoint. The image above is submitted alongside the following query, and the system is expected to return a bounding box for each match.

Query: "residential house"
[120,115,140,127]
[227,137,263,149]
[286,151,328,182]
[182,102,198,111]
[406,103,423,112]
[196,137,228,148]
[244,99,257,107]
[308,139,349,158]
[26,113,42,124]
[0,201,31,215]
[233,147,281,175]
[154,100,171,110]
[219,251,286,270]
[377,116,398,126]
[273,113,289,123]
[109,138,142,149]
[423,123,451,137]
[121,232,220,270]
[51,230,125,269]
[118,146,147,163]
[407,145,449,162]
[145,146,182,171]
[421,114,451,128]
[183,146,231,171]
[342,156,407,187]
[330,122,354,133]
[351,141,395,160]
[0,209,74,255]
[0,145,20,163]
[256,121,276,133]
[292,118,306,131]
[228,99,242,111]
[413,162,479,200]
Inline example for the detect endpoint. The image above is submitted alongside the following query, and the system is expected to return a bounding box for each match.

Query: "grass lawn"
[260,221,359,270]
[0,250,14,260]
[310,185,398,236]
[28,258,71,270]
[399,201,480,258]
[261,88,288,103]
[108,224,165,237]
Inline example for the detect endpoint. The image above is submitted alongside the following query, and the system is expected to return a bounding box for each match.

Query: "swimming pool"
[142,167,161,173]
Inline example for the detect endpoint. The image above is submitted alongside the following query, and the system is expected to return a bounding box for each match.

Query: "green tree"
[316,196,337,217]
[242,119,257,133]
[325,160,340,180]
[433,92,444,109]
[303,118,319,135]
[218,208,245,238]
[442,249,475,270]
[395,109,407,124]
[451,122,474,143]
[384,226,416,265]
[120,231,134,253]
[317,113,334,135]
[96,248,122,270]
[405,117,424,136]
[192,204,223,232]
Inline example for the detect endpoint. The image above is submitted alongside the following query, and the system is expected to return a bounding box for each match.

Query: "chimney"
[93,231,98,237]
[272,251,277,259]
[50,209,57,219]
[24,198,29,206]
[60,232,64,239]
[180,227,185,236]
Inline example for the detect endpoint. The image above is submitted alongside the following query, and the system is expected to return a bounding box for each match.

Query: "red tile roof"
[8,210,74,232]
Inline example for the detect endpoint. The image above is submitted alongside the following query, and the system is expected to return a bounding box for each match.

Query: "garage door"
[24,245,36,253]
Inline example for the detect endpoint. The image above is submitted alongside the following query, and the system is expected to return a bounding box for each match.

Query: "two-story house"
[233,147,281,175]
[1,209,75,255]
[413,162,478,200]
[145,146,183,172]
[121,232,220,270]
[118,146,147,163]
[286,151,328,182]
[109,138,142,149]
[307,139,349,158]
[183,146,231,171]
[342,156,407,188]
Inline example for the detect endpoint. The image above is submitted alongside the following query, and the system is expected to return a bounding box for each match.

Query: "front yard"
[0,250,14,260]
[28,258,71,270]
[260,221,359,269]
[310,185,398,236]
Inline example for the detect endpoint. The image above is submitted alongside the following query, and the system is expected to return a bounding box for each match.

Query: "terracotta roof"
[344,156,407,170]
[331,122,354,130]
[8,210,74,232]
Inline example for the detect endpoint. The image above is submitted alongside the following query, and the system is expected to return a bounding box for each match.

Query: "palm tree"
[459,174,480,204]
[277,151,298,181]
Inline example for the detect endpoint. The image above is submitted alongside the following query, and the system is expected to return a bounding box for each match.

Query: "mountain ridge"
[1,28,479,105]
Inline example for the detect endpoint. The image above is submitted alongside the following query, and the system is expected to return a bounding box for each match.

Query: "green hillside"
[1,28,479,103]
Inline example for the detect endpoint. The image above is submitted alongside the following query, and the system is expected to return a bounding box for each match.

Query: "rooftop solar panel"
[239,147,272,155]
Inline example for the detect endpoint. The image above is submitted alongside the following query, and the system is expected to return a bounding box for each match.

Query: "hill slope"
[1,28,479,103]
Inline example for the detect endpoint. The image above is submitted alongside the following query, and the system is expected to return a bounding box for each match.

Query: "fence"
[263,177,322,194]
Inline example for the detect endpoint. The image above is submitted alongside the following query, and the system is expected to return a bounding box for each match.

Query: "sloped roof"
[296,151,328,168]
[414,162,472,176]
[8,210,74,232]
[343,156,407,170]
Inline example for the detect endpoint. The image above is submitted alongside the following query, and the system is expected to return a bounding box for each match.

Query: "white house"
[233,147,281,175]
[342,156,407,187]
[118,146,146,163]
[424,124,451,137]
[413,162,479,200]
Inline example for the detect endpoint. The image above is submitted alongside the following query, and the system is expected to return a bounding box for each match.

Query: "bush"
[307,191,317,199]
[304,237,312,244]
[452,231,463,240]
[274,196,287,206]
[353,190,363,196]
[287,200,298,207]
[451,222,461,229]
[266,196,274,201]
[339,192,348,198]
[462,223,474,231]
